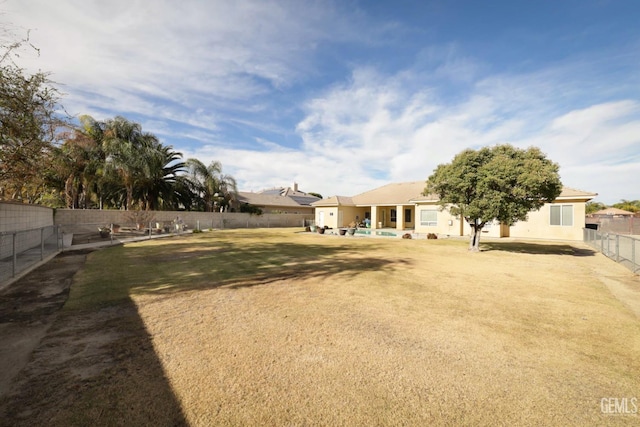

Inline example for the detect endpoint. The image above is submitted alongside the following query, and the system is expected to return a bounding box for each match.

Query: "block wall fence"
[53,209,313,233]
[0,202,54,233]
[1,202,56,261]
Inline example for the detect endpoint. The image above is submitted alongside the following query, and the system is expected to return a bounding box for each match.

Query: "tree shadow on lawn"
[122,239,412,296]
[4,235,413,426]
[0,253,189,427]
[480,241,596,256]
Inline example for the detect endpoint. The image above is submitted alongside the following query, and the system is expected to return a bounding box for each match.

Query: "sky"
[3,0,639,204]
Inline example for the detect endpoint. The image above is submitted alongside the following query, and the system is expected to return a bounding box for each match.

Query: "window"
[390,209,397,222]
[550,205,573,226]
[405,209,412,223]
[420,210,437,226]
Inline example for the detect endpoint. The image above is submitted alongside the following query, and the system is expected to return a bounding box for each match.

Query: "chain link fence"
[583,228,640,274]
[58,221,189,247]
[0,225,61,286]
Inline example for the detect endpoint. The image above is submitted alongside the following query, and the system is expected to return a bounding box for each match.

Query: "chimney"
[293,182,298,192]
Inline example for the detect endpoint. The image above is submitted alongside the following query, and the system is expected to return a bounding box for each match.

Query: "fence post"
[633,238,637,273]
[615,234,620,262]
[12,232,17,278]
[40,227,45,261]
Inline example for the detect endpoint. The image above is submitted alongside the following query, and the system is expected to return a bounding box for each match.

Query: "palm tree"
[102,116,154,210]
[135,141,186,210]
[185,159,238,212]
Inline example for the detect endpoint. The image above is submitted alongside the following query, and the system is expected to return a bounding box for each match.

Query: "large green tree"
[425,145,563,251]
[0,33,65,201]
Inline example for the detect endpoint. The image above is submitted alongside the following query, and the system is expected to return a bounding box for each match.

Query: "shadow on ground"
[0,252,188,427]
[82,236,413,301]
[0,231,413,426]
[480,241,596,256]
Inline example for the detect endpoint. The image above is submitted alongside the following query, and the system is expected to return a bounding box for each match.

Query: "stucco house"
[237,183,320,214]
[311,181,596,241]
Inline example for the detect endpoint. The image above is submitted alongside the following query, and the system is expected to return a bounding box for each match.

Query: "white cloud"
[4,0,362,125]
[3,1,639,204]
[292,63,640,203]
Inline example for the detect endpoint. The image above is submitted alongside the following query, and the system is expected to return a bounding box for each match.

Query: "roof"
[248,185,320,207]
[556,187,598,199]
[312,181,426,207]
[238,184,320,209]
[237,192,307,208]
[591,207,635,216]
[352,181,426,205]
[311,195,354,207]
[312,182,596,207]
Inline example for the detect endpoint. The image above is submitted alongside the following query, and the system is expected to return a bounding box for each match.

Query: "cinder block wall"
[0,202,54,233]
[0,202,55,259]
[54,209,313,233]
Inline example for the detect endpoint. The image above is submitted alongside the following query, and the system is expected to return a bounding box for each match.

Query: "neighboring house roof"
[237,192,306,208]
[591,207,635,216]
[312,182,596,207]
[237,184,320,210]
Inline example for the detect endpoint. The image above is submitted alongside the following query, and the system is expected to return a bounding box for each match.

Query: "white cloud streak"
[3,1,639,203]
[289,65,640,201]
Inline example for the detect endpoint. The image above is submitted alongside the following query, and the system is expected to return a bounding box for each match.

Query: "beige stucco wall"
[415,204,466,236]
[314,207,338,228]
[509,200,586,241]
[414,200,587,241]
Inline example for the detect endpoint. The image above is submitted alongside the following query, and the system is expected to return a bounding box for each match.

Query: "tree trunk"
[468,220,484,251]
[126,185,133,211]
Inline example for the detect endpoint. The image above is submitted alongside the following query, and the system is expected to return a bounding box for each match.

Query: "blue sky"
[4,0,640,203]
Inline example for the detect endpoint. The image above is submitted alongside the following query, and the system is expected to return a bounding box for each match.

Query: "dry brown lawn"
[1,229,640,426]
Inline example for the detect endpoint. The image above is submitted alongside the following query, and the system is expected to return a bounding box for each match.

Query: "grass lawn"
[3,229,640,426]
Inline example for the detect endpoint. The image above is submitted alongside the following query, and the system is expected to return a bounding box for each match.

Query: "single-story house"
[589,207,635,218]
[311,181,596,241]
[237,183,320,214]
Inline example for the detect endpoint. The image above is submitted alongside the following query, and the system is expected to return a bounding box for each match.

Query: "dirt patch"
[0,251,90,398]
[0,249,186,427]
